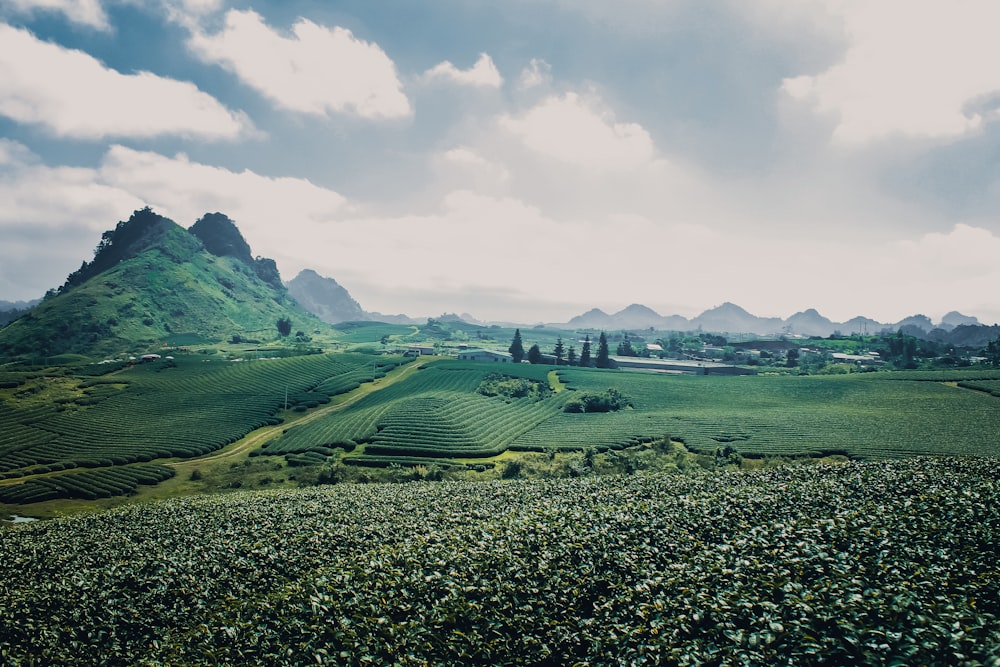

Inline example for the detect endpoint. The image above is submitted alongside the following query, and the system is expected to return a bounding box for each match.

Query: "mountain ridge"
[0,209,323,358]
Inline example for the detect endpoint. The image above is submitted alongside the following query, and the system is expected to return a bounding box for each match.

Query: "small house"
[456,349,513,363]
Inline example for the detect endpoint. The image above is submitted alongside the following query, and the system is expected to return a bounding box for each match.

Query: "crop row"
[0,458,996,665]
[0,464,174,504]
[262,363,568,460]
[0,353,411,478]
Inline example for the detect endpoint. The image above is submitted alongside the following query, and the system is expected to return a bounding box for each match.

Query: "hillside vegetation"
[1,458,997,665]
[0,209,325,358]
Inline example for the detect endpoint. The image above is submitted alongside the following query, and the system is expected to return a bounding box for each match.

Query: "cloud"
[499,91,655,170]
[98,145,350,264]
[519,58,552,90]
[781,0,1000,145]
[0,23,252,140]
[187,9,411,119]
[4,0,109,30]
[0,140,143,298]
[423,53,503,88]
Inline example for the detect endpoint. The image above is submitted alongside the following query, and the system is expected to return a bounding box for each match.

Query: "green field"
[1,458,997,665]
[2,354,999,506]
[0,352,410,504]
[267,361,1000,466]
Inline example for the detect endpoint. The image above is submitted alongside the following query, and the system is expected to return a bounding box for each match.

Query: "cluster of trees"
[508,330,614,368]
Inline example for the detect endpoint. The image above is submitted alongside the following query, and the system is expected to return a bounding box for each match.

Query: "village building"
[456,349,514,363]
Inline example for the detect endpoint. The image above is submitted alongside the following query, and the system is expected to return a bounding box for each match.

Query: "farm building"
[611,356,756,376]
[456,349,514,363]
[406,345,436,356]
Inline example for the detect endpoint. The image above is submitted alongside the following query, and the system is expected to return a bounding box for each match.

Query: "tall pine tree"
[595,331,611,368]
[579,334,592,367]
[508,328,525,363]
[553,337,565,365]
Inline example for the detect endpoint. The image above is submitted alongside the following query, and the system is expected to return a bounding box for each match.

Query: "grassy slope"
[0,225,326,359]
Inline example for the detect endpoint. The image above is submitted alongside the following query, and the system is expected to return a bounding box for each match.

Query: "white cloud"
[0,24,252,140]
[781,0,1000,144]
[188,9,411,119]
[499,91,655,170]
[0,141,139,228]
[5,0,109,30]
[434,146,511,194]
[423,53,503,88]
[519,58,551,90]
[98,145,349,264]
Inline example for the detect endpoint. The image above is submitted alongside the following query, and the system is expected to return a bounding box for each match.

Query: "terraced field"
[266,362,1000,467]
[261,363,568,461]
[0,353,409,503]
[3,356,999,504]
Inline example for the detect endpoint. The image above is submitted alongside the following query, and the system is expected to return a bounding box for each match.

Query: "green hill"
[0,208,325,359]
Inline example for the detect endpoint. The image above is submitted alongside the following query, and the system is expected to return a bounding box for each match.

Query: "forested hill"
[0,208,323,359]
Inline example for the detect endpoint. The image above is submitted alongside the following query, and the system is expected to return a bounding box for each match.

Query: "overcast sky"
[2,0,999,325]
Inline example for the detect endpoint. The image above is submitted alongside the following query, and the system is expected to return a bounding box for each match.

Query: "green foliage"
[553,337,565,365]
[508,328,524,364]
[476,373,550,401]
[0,464,173,504]
[0,458,997,665]
[276,317,292,337]
[527,344,542,364]
[563,387,631,413]
[595,331,611,368]
[579,334,592,367]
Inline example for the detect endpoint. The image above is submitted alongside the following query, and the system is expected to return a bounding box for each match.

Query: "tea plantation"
[1,458,997,665]
[2,354,1000,505]
[0,352,410,503]
[267,361,1000,467]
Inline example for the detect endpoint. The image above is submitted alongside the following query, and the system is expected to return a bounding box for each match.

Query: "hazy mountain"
[783,309,836,337]
[613,304,671,330]
[0,208,323,358]
[0,299,40,327]
[893,314,935,332]
[567,308,615,329]
[286,269,366,324]
[940,311,980,330]
[690,302,784,334]
[558,304,984,338]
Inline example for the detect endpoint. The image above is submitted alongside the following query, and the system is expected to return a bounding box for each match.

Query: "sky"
[1,0,999,326]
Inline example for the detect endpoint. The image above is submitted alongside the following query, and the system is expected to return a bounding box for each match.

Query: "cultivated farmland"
[0,353,410,503]
[3,356,1000,506]
[265,361,1000,468]
[1,458,997,665]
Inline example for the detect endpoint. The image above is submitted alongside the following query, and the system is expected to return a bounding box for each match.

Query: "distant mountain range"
[1,209,996,358]
[561,302,983,338]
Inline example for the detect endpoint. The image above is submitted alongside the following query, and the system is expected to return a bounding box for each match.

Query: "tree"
[553,337,565,365]
[508,328,525,363]
[986,337,1000,367]
[567,346,577,366]
[785,347,799,368]
[277,317,292,337]
[527,344,542,364]
[579,334,592,367]
[595,331,611,369]
[616,332,636,357]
